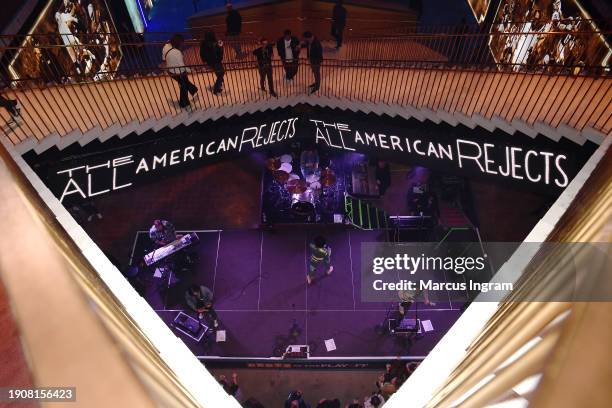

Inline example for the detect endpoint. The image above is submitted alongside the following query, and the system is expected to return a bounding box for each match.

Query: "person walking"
[163,34,198,108]
[276,29,300,80]
[331,0,347,49]
[225,3,243,59]
[308,235,333,285]
[302,31,323,94]
[253,37,277,97]
[199,31,225,95]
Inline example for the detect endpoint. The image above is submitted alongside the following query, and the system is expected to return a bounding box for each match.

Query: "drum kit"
[266,153,338,216]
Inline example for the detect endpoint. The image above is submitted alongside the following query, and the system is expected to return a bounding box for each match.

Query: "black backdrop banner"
[27,106,595,204]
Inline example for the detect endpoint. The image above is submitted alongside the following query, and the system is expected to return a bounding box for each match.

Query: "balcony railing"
[0,26,610,150]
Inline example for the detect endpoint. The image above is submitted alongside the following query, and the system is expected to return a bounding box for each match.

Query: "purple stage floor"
[130,227,467,360]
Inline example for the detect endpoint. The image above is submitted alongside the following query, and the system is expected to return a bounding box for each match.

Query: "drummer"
[300,149,319,179]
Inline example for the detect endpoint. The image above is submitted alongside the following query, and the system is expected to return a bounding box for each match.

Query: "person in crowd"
[185,284,219,328]
[253,37,277,97]
[285,390,309,408]
[149,219,179,247]
[243,398,265,408]
[163,34,198,108]
[316,399,341,408]
[375,160,391,196]
[0,93,20,121]
[331,0,347,49]
[302,31,323,94]
[276,29,300,80]
[363,393,384,408]
[225,3,243,59]
[346,400,362,408]
[219,372,241,399]
[308,235,333,285]
[200,31,225,95]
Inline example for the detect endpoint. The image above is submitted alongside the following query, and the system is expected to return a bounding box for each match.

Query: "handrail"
[0,31,610,150]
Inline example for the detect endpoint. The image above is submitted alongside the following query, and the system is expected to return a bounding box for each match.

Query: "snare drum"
[291,189,315,215]
[309,181,321,190]
[288,173,300,181]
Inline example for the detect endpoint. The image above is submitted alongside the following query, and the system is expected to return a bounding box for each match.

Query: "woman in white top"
[163,34,198,108]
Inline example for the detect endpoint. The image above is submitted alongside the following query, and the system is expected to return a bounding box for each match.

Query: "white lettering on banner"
[309,119,572,191]
[56,118,300,202]
[58,155,134,203]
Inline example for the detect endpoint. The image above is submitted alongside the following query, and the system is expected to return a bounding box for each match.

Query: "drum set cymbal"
[266,157,281,171]
[273,170,290,183]
[320,168,336,187]
[287,179,307,194]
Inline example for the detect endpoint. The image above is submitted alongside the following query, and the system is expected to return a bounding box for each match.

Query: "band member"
[276,29,300,80]
[302,31,323,94]
[253,37,277,97]
[185,284,219,328]
[308,236,333,285]
[300,148,319,179]
[149,219,179,247]
[398,288,434,316]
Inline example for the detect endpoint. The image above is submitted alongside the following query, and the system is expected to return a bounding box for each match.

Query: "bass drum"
[291,189,315,215]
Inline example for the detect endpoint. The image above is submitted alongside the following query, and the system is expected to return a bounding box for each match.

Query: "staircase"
[1,29,610,155]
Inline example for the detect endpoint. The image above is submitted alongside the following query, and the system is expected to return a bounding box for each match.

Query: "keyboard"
[144,232,199,266]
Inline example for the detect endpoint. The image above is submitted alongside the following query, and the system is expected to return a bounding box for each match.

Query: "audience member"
[285,390,309,408]
[276,29,300,80]
[200,31,225,95]
[243,397,265,408]
[219,372,242,400]
[253,37,277,97]
[163,34,198,108]
[225,3,244,59]
[331,0,347,49]
[0,93,20,120]
[316,399,341,408]
[302,31,323,94]
[363,393,384,408]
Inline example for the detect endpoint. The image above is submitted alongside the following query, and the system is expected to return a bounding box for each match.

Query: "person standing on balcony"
[163,34,198,108]
[0,94,20,122]
[200,31,225,95]
[302,31,323,94]
[225,3,244,59]
[331,0,347,49]
[276,29,300,80]
[253,38,277,97]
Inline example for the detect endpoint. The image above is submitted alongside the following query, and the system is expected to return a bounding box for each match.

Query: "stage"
[129,226,468,361]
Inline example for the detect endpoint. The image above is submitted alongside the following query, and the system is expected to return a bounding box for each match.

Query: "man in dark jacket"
[199,31,225,94]
[302,31,323,94]
[253,37,277,97]
[225,3,243,59]
[276,29,300,80]
[331,0,347,49]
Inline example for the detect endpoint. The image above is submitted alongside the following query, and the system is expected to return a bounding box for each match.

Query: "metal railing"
[0,26,610,147]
